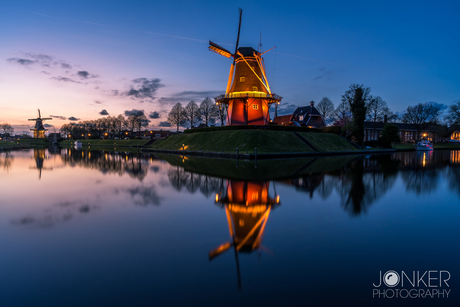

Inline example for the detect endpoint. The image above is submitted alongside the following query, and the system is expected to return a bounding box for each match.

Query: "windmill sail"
[208,41,232,58]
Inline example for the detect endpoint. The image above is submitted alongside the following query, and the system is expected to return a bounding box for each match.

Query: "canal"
[0,148,459,306]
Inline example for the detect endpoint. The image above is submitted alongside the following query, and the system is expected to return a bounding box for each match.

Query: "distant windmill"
[209,8,282,125]
[29,109,52,138]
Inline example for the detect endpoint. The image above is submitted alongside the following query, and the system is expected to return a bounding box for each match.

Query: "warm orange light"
[126,132,128,135]
[276,195,280,203]
[215,194,219,202]
[88,134,91,136]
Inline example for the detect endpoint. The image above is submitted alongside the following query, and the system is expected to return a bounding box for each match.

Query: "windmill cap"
[236,47,260,58]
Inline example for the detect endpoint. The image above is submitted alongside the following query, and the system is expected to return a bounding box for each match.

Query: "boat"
[414,140,433,151]
[74,140,82,149]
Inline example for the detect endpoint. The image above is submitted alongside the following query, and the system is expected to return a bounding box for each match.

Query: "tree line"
[167,98,227,132]
[60,111,150,138]
[311,84,457,145]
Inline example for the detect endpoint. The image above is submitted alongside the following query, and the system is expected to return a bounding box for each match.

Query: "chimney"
[384,115,388,123]
[310,101,314,107]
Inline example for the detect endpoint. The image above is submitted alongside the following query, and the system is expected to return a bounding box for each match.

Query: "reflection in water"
[210,180,280,288]
[30,148,53,179]
[61,149,149,181]
[0,151,14,172]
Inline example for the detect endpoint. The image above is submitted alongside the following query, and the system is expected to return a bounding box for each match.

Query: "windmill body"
[209,9,282,126]
[28,109,52,138]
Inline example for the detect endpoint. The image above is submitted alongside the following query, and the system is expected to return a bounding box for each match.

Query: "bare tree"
[333,101,351,125]
[217,103,228,126]
[445,100,460,125]
[167,102,186,132]
[367,96,388,123]
[402,102,443,140]
[316,97,335,125]
[0,123,14,136]
[199,97,219,127]
[184,100,202,128]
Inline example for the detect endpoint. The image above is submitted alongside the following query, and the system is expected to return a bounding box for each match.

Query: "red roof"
[273,115,292,124]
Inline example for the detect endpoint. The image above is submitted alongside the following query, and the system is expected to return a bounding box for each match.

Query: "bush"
[363,140,379,147]
[322,126,341,135]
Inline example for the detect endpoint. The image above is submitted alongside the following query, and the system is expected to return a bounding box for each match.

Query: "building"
[363,122,446,143]
[209,10,282,126]
[290,101,326,128]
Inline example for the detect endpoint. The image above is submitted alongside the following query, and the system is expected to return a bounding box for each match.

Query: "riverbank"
[146,130,357,153]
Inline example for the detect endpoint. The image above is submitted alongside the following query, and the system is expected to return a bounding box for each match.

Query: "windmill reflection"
[29,149,53,179]
[210,180,280,288]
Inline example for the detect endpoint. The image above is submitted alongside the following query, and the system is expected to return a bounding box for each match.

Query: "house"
[364,121,447,143]
[272,114,293,125]
[290,101,325,128]
[141,130,171,139]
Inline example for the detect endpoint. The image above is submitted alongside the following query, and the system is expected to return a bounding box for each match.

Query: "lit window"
[299,115,304,121]
[240,76,245,82]
[253,104,258,110]
[252,86,258,91]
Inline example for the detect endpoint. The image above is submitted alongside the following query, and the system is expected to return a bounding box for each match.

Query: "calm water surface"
[1,148,459,306]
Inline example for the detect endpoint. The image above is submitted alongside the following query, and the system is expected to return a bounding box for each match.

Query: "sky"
[1,0,460,134]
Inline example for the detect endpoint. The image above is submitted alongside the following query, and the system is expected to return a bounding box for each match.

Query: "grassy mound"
[149,130,356,153]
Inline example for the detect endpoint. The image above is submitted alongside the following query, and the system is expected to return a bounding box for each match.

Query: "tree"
[379,123,400,148]
[0,123,14,136]
[316,97,335,125]
[167,102,186,132]
[184,100,202,128]
[367,96,388,123]
[217,103,228,126]
[199,97,219,127]
[126,110,150,134]
[341,84,371,145]
[445,100,460,125]
[332,101,351,127]
[401,102,443,140]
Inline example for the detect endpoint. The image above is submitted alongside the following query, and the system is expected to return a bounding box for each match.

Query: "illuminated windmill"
[209,8,282,125]
[209,180,280,288]
[29,109,52,138]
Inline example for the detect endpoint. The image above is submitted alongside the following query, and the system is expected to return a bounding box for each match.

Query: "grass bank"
[148,130,356,154]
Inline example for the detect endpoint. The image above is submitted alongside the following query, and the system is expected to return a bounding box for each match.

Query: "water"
[1,148,459,306]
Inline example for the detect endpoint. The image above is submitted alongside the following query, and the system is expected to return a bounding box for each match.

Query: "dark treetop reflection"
[0,149,459,306]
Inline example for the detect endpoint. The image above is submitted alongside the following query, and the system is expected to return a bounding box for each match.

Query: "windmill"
[29,109,52,138]
[209,179,280,288]
[209,8,282,125]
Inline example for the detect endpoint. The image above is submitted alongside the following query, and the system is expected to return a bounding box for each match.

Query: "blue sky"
[1,0,459,133]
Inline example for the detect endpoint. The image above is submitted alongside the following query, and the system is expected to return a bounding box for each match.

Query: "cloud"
[51,76,81,83]
[49,115,67,120]
[158,121,171,127]
[61,63,72,69]
[68,116,80,121]
[149,111,160,119]
[44,124,54,128]
[99,109,109,115]
[426,101,448,111]
[41,71,51,74]
[312,67,335,81]
[7,58,36,65]
[157,90,221,105]
[77,70,98,79]
[125,78,164,101]
[126,184,162,206]
[124,109,145,117]
[276,102,299,115]
[94,100,102,104]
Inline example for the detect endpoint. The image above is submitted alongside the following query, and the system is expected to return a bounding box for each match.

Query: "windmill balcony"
[215,92,282,102]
